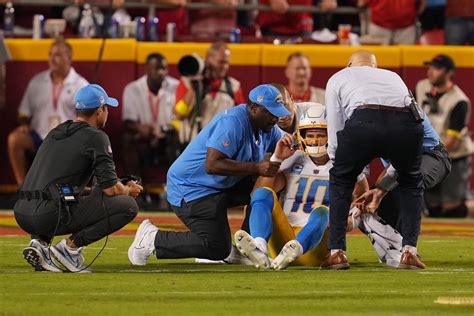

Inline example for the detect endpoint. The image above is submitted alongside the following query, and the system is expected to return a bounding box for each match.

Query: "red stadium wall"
[1,41,473,191]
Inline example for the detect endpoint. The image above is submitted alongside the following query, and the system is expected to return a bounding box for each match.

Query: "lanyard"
[51,80,64,112]
[147,89,160,124]
[292,89,312,102]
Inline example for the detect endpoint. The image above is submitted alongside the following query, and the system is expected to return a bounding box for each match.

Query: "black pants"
[378,143,452,229]
[329,109,424,250]
[14,187,138,247]
[155,178,254,260]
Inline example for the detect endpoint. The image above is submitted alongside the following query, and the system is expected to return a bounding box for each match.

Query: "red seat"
[419,29,445,45]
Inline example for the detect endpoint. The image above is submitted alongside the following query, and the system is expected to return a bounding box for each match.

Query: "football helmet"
[296,103,328,157]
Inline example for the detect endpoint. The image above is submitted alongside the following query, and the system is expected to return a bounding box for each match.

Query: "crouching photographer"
[14,84,143,273]
[174,41,245,147]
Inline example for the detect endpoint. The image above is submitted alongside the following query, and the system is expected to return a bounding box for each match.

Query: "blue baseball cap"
[248,84,291,117]
[75,84,119,110]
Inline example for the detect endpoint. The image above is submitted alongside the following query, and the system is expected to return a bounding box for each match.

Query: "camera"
[177,53,205,77]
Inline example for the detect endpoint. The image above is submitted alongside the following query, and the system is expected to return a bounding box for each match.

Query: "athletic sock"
[254,237,268,255]
[249,188,275,240]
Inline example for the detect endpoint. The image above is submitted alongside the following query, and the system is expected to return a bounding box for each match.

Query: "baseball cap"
[75,84,119,110]
[248,84,291,117]
[424,54,455,71]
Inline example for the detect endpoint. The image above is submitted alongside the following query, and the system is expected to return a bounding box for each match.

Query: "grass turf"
[1,233,473,315]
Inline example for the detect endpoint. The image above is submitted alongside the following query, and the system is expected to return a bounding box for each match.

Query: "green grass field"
[1,226,474,316]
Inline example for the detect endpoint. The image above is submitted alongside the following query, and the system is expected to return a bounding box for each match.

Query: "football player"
[235,103,369,270]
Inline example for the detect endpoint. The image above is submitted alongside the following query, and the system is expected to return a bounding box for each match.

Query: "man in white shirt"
[122,53,179,177]
[285,52,325,104]
[323,50,425,270]
[7,40,88,185]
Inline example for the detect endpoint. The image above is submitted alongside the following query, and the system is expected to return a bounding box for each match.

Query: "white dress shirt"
[19,67,88,139]
[325,66,410,159]
[122,75,179,136]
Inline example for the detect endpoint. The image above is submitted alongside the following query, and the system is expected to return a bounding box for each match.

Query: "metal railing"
[8,0,363,14]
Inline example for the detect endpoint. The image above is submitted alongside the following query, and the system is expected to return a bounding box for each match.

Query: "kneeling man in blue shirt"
[128,84,295,265]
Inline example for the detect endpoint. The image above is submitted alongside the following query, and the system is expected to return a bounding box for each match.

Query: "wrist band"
[270,153,282,163]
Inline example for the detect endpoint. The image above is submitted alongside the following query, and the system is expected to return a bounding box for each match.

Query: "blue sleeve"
[206,117,241,158]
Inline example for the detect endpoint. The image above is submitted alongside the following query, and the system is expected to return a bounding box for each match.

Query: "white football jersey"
[280,151,332,227]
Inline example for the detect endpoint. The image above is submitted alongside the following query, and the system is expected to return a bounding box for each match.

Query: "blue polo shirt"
[167,104,284,207]
[422,115,440,150]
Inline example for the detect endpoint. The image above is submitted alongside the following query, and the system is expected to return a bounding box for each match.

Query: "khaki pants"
[369,22,417,45]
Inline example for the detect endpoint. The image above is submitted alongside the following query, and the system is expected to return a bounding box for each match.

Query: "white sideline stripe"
[434,297,474,305]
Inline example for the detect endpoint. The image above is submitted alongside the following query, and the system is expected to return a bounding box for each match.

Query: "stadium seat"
[419,29,445,45]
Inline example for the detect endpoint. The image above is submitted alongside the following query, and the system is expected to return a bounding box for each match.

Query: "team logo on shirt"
[223,140,230,147]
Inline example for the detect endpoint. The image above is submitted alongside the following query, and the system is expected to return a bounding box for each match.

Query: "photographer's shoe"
[271,239,303,270]
[51,239,91,273]
[22,239,62,272]
[235,230,271,270]
[128,219,158,266]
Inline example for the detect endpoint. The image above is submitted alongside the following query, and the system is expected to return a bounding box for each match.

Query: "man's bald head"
[348,50,377,68]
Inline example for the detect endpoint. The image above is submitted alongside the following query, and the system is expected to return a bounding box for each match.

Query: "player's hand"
[270,0,289,14]
[352,188,386,213]
[256,160,281,177]
[127,181,143,199]
[274,134,297,161]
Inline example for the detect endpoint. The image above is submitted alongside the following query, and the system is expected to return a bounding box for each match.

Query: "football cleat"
[271,239,303,270]
[234,230,271,270]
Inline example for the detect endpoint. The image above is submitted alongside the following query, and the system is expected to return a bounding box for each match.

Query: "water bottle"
[108,17,119,38]
[78,3,96,38]
[32,14,44,39]
[166,23,176,42]
[148,17,159,41]
[134,16,146,41]
[230,28,241,43]
[3,2,15,38]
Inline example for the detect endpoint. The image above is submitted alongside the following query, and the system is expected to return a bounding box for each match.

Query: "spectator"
[174,41,245,145]
[7,40,88,185]
[358,0,426,45]
[189,0,238,38]
[416,54,473,217]
[285,52,325,104]
[122,53,179,178]
[444,0,474,45]
[257,0,337,37]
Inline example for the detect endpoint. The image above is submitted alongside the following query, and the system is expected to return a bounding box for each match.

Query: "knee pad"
[250,188,275,210]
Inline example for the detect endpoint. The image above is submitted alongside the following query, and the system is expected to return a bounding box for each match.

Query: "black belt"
[19,190,53,201]
[359,104,411,112]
